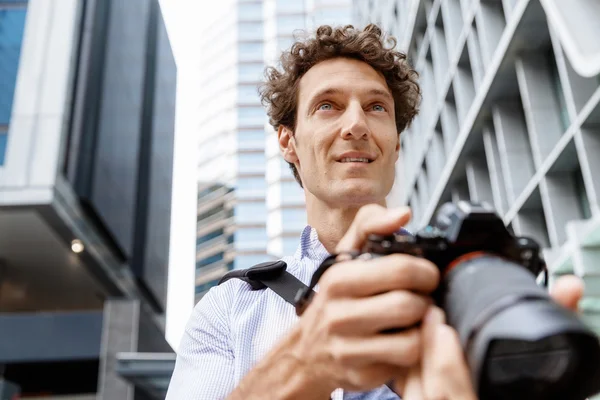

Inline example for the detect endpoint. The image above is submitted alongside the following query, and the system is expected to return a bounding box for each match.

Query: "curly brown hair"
[259,23,421,187]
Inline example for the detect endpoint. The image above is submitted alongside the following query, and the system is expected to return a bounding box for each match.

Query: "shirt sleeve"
[166,284,235,400]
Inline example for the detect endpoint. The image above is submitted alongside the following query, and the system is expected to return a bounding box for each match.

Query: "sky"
[157,0,214,349]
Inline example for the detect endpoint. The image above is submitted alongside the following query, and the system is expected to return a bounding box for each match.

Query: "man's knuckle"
[328,338,352,364]
[323,306,347,333]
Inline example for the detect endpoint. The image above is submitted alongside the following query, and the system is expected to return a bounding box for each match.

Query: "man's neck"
[305,193,385,254]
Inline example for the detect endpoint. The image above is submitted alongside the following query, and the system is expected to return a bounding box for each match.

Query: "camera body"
[363,201,546,300]
[327,201,600,400]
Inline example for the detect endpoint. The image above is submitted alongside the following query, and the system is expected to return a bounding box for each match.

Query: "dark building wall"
[64,0,176,312]
[141,8,176,310]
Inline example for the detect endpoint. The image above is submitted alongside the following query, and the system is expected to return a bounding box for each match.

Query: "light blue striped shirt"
[166,225,401,400]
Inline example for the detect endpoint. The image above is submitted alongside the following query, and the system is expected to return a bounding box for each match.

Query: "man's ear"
[278,125,298,164]
[394,134,401,162]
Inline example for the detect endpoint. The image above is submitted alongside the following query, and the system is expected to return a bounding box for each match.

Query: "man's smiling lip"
[336,151,376,163]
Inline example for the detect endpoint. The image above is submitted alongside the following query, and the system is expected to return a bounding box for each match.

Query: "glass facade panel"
[276,0,305,13]
[235,227,268,250]
[281,208,306,231]
[277,36,295,51]
[238,106,265,125]
[313,8,350,26]
[276,14,305,34]
[235,201,267,223]
[238,84,260,104]
[239,3,262,21]
[0,131,6,165]
[238,63,264,83]
[239,21,263,41]
[238,151,265,174]
[197,252,225,268]
[239,42,263,61]
[281,180,304,204]
[238,129,265,150]
[197,229,224,247]
[0,4,28,165]
[236,176,266,197]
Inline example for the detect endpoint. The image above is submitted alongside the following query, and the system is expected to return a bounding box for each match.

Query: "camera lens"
[443,255,600,400]
[486,335,572,384]
[482,334,576,399]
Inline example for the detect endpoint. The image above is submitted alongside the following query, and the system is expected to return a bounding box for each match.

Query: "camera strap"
[218,260,315,307]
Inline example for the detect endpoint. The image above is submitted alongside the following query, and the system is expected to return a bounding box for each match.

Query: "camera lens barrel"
[443,255,600,400]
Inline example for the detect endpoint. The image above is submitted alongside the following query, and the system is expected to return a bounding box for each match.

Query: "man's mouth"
[339,157,373,163]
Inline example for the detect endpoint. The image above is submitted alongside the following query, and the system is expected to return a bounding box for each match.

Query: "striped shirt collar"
[295,224,331,262]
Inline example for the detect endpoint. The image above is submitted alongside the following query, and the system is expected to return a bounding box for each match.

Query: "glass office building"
[356,0,600,345]
[0,0,177,398]
[0,1,27,166]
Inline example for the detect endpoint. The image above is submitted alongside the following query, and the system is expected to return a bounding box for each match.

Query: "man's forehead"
[298,58,391,101]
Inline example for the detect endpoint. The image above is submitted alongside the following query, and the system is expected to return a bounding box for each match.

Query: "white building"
[194,0,354,300]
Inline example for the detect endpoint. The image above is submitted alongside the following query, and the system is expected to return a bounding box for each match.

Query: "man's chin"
[333,181,387,206]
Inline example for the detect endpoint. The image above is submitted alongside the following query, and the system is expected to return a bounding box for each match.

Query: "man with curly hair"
[166,24,583,400]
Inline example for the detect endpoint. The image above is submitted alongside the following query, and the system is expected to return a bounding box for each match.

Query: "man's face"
[279,57,400,207]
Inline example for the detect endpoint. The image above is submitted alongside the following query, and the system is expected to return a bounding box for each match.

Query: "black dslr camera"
[298,201,600,400]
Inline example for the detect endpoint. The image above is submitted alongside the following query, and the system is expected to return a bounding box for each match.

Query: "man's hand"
[287,204,440,393]
[396,276,585,399]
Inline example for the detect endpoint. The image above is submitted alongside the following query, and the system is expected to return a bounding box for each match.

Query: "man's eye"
[372,104,386,112]
[318,103,333,111]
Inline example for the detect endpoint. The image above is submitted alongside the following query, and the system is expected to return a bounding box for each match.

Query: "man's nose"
[340,103,370,140]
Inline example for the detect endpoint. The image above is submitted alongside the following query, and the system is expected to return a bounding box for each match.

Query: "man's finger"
[422,307,477,400]
[329,328,422,367]
[396,365,423,399]
[434,325,477,399]
[336,205,411,252]
[550,275,584,312]
[325,291,432,335]
[421,306,447,398]
[319,254,440,297]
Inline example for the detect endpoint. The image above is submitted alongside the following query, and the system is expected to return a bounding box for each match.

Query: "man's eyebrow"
[309,87,345,101]
[367,88,394,101]
[309,87,393,102]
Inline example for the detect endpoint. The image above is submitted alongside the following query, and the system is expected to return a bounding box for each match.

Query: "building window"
[276,14,305,34]
[239,3,263,21]
[235,201,267,224]
[0,4,28,165]
[239,63,264,83]
[235,227,268,250]
[276,0,305,13]
[281,180,304,204]
[239,21,263,41]
[238,84,260,104]
[197,252,225,268]
[239,42,263,62]
[312,8,351,26]
[238,129,265,150]
[236,176,266,197]
[282,208,307,231]
[0,131,6,165]
[238,151,265,174]
[238,106,266,125]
